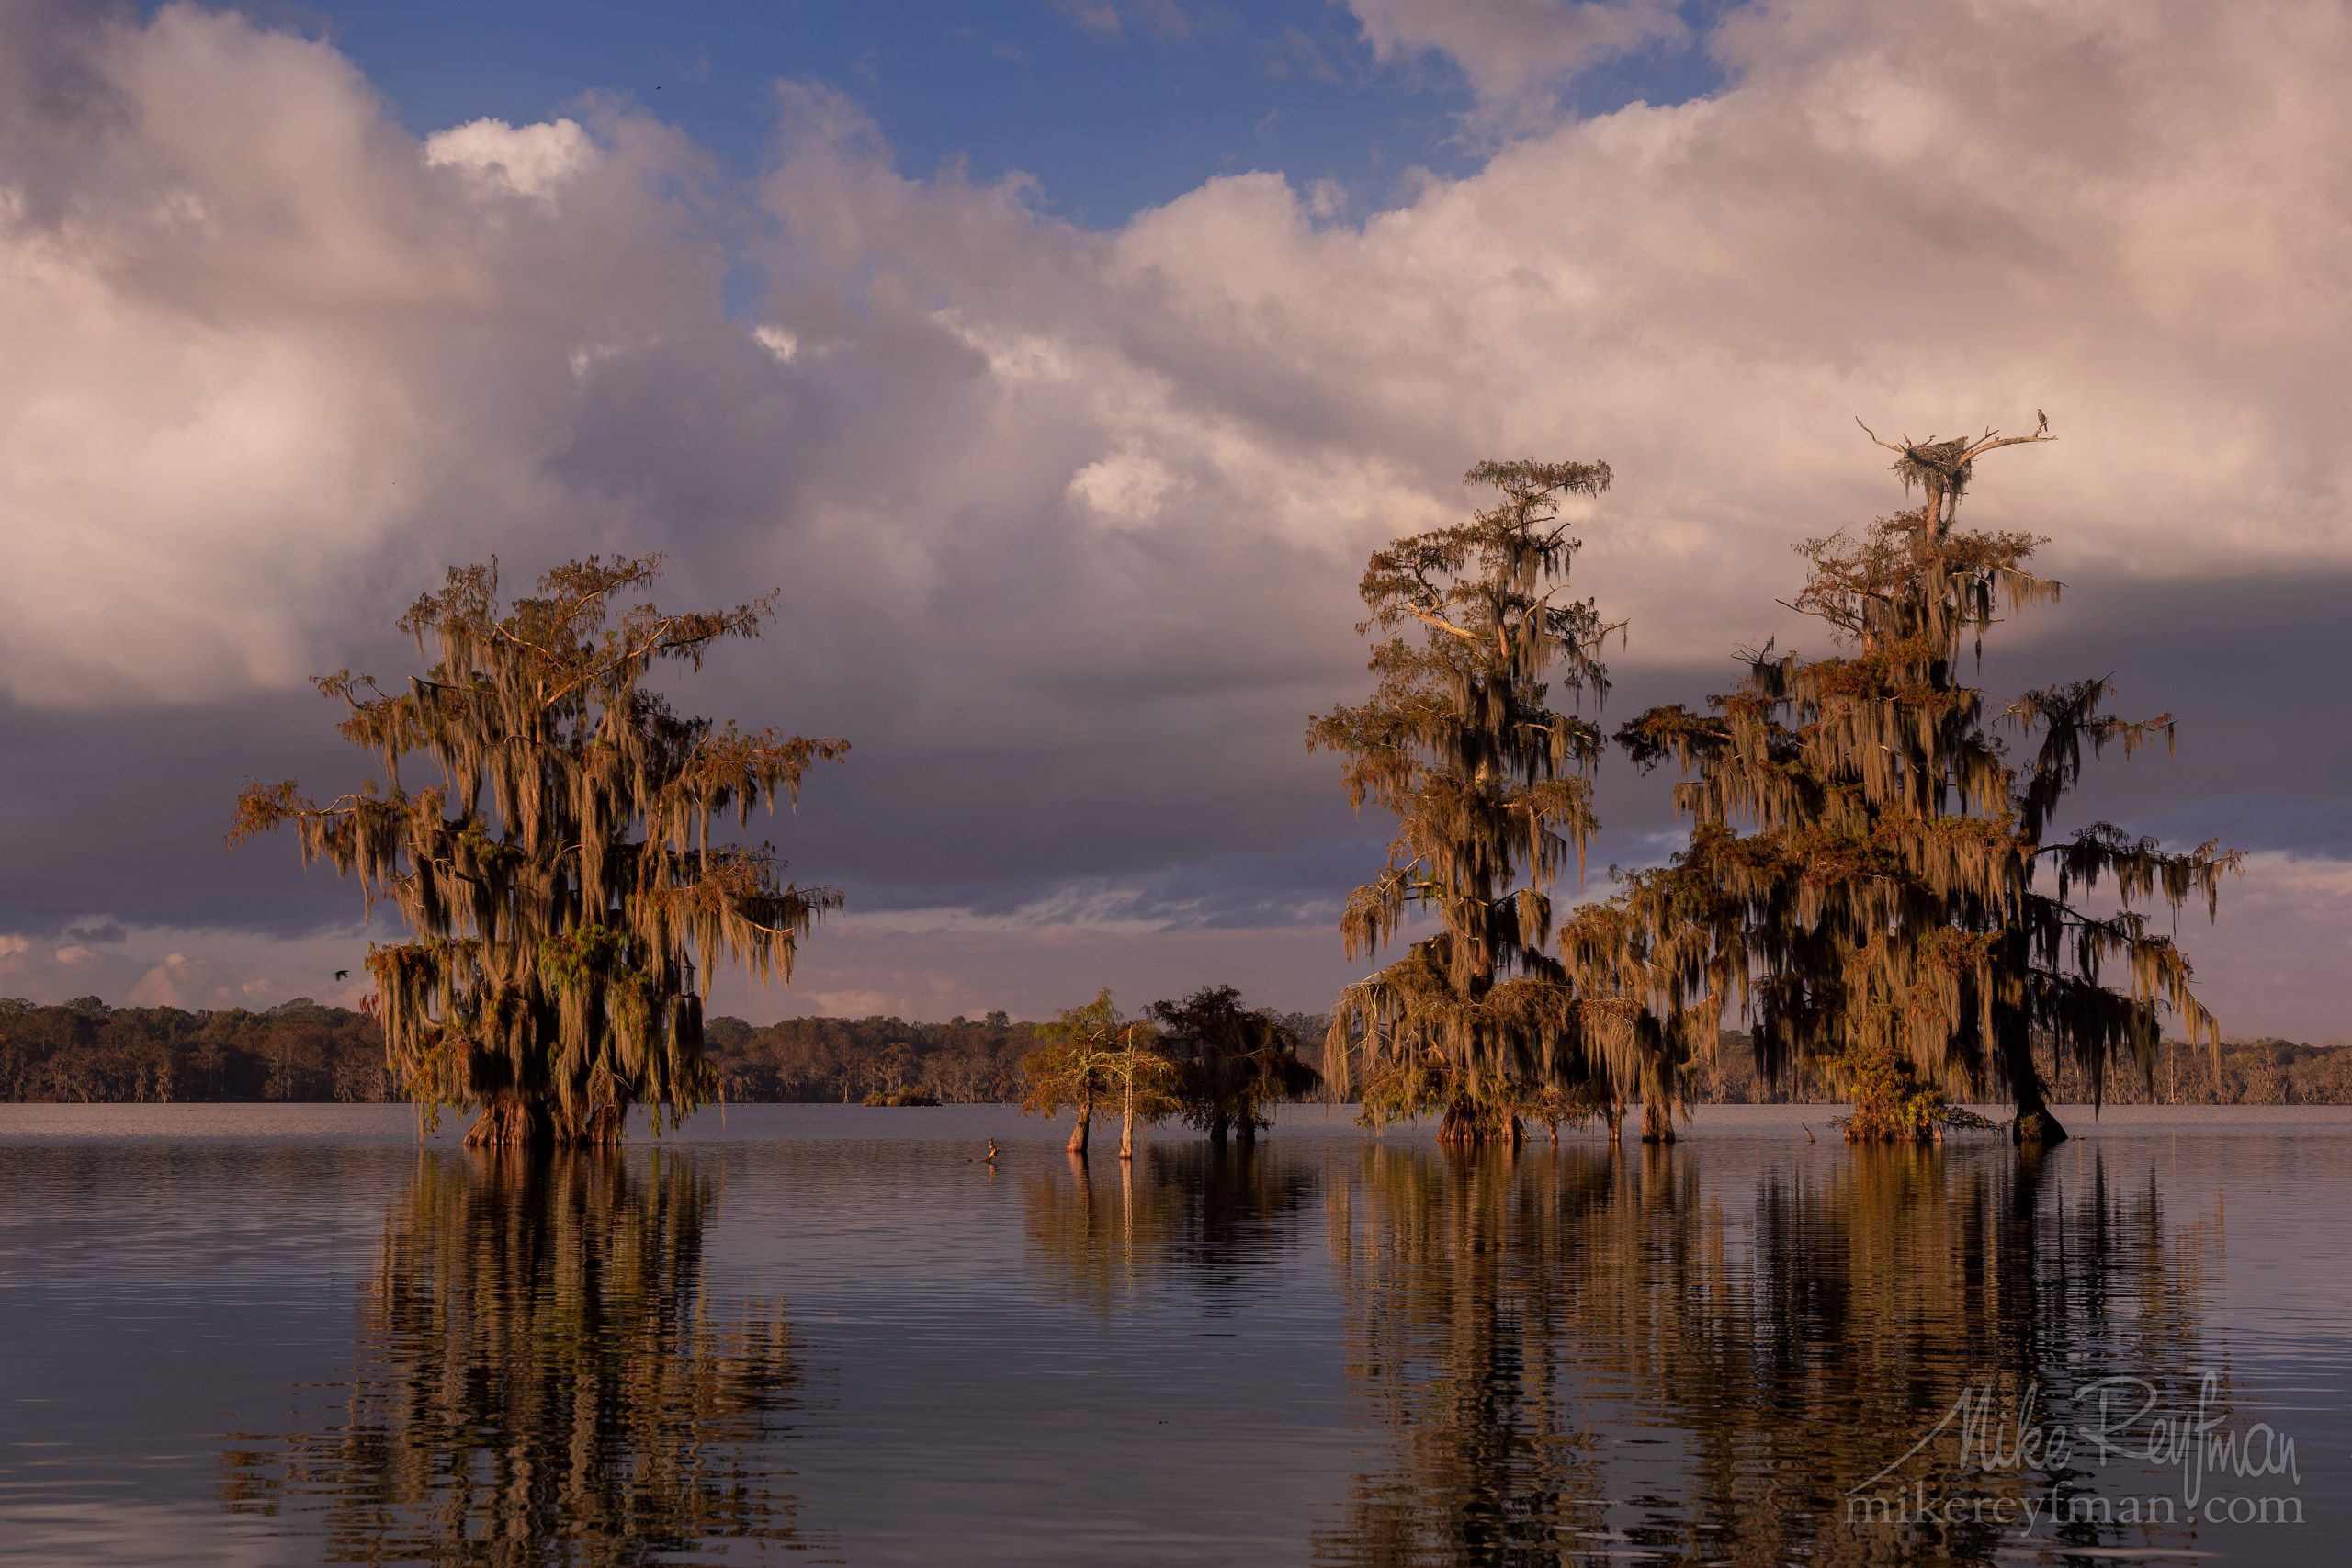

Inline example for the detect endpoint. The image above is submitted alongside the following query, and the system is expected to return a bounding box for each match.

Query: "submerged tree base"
[463,1099,627,1150]
[1841,1119,1944,1146]
[2012,1108,2070,1147]
[1436,1104,1524,1148]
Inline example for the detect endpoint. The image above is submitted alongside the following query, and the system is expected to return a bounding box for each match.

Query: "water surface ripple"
[1,1104,2345,1564]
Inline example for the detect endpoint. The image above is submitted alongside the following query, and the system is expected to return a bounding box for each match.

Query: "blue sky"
[270,0,1724,227]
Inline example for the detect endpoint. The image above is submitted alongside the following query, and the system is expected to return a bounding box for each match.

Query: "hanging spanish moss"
[232,556,846,1149]
[1308,460,1634,1146]
[1599,419,2238,1145]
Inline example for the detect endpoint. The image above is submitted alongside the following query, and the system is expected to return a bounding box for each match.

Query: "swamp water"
[2,1104,2346,1564]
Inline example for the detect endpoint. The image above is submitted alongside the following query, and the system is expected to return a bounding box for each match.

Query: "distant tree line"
[4,996,2343,1107]
[1679,1033,2352,1108]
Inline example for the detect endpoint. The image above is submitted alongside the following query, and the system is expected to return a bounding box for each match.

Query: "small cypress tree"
[1020,989,1174,1159]
[1149,985,1322,1144]
[1308,460,1630,1145]
[1603,420,2237,1144]
[232,556,844,1147]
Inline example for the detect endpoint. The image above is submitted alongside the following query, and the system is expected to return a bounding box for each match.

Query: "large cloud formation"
[2,0,2347,1037]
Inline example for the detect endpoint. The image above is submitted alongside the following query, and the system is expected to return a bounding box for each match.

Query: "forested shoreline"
[5,996,2345,1108]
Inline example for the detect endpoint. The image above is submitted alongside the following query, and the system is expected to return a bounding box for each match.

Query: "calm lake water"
[1,1104,2346,1565]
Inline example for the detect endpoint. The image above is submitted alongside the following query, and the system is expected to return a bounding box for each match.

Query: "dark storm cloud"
[7,570,2340,948]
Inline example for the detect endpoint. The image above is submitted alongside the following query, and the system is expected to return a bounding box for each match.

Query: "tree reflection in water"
[1316,1142,2220,1566]
[221,1151,803,1564]
[1021,1142,1322,1312]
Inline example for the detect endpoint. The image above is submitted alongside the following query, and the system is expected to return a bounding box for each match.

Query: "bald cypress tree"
[232,557,844,1147]
[1149,985,1322,1144]
[1308,460,1630,1145]
[1601,420,2236,1145]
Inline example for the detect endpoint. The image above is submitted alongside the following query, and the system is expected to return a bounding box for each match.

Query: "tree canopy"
[232,555,844,1146]
[1585,420,2238,1142]
[1308,459,1626,1144]
[1020,988,1175,1156]
[1148,985,1322,1142]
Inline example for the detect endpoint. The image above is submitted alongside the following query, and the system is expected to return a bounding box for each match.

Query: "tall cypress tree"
[1309,460,1629,1145]
[232,556,844,1147]
[1597,420,2236,1144]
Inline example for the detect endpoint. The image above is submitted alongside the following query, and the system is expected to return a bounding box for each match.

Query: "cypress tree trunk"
[1119,1074,1136,1162]
[571,1101,627,1148]
[465,1096,554,1150]
[1995,998,2070,1145]
[2009,1071,2069,1147]
[1068,1100,1091,1156]
[1641,1097,1676,1145]
[1437,1100,1522,1147]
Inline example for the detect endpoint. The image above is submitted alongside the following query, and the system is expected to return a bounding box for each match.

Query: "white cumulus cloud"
[424,116,597,201]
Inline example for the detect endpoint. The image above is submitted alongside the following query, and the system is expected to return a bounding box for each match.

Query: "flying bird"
[334,969,350,981]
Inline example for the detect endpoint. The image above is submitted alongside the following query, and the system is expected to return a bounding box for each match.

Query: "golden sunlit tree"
[1019,989,1178,1159]
[1597,420,2237,1145]
[232,556,844,1147]
[1308,460,1632,1145]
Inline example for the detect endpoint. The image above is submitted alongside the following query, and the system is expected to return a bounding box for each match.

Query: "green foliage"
[1827,1042,1967,1143]
[231,555,844,1145]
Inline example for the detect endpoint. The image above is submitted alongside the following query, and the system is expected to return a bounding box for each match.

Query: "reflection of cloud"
[0,1501,284,1567]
